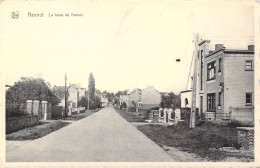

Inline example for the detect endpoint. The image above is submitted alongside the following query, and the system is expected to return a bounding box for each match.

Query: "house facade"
[197,41,254,120]
[128,89,142,108]
[180,90,193,108]
[119,95,129,106]
[141,86,161,109]
[100,94,108,107]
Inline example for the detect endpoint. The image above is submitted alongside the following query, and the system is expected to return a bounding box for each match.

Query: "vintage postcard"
[0,0,259,167]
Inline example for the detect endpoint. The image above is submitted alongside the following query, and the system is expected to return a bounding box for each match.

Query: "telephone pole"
[135,80,139,116]
[189,33,200,128]
[87,89,90,111]
[65,73,68,118]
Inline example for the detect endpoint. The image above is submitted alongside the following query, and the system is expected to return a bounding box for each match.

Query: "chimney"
[215,44,224,51]
[248,45,254,51]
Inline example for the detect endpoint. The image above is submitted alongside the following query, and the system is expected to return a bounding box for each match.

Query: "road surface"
[6,107,174,162]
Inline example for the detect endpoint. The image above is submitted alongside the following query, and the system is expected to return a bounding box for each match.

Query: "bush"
[122,102,127,108]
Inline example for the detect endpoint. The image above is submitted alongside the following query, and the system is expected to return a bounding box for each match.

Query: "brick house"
[197,41,254,120]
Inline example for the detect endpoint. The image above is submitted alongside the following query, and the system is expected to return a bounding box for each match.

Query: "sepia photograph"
[0,0,259,166]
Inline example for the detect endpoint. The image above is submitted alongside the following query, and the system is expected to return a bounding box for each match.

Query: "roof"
[69,84,80,89]
[129,89,142,95]
[198,40,210,46]
[52,86,66,100]
[205,48,254,58]
[180,90,192,93]
[142,86,160,94]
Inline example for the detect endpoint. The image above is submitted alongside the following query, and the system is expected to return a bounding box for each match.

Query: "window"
[245,61,253,71]
[207,93,216,111]
[207,61,216,80]
[219,58,222,72]
[246,93,253,105]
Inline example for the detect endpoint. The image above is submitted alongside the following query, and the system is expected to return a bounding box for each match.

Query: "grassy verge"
[6,121,70,141]
[114,108,147,122]
[137,120,253,161]
[63,108,101,121]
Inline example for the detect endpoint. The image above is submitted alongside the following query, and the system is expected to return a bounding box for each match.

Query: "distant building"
[128,89,142,108]
[53,84,87,108]
[141,86,161,109]
[180,90,194,108]
[119,95,129,106]
[100,94,108,107]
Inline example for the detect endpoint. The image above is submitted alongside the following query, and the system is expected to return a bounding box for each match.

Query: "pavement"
[6,106,174,162]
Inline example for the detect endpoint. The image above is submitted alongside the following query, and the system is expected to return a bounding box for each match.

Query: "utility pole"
[135,80,139,116]
[65,73,67,118]
[189,33,199,128]
[87,89,90,111]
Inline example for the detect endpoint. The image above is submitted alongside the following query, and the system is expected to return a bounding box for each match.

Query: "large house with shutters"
[181,41,254,120]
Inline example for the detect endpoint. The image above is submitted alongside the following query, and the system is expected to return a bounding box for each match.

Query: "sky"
[2,1,254,94]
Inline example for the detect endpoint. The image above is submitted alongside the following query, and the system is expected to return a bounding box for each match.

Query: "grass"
[137,120,254,161]
[63,108,101,121]
[114,108,147,122]
[6,121,70,141]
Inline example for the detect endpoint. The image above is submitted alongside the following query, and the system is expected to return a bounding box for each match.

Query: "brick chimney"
[248,45,254,51]
[215,44,224,51]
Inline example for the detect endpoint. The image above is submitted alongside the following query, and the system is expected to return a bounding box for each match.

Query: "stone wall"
[6,115,39,134]
[237,127,254,151]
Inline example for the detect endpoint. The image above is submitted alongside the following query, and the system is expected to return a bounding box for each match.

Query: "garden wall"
[6,115,39,134]
[230,107,254,126]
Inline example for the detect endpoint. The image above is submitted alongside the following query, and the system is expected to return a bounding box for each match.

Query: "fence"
[180,108,199,120]
[6,115,39,134]
[229,107,254,126]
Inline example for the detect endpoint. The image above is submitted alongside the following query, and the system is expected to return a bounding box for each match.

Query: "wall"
[230,107,254,126]
[180,90,192,108]
[224,54,254,114]
[128,90,141,107]
[78,88,86,100]
[6,115,39,134]
[141,87,161,109]
[204,51,224,115]
[68,87,78,108]
[237,127,254,151]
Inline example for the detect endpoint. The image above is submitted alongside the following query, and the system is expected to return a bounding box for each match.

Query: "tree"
[160,92,181,109]
[6,77,60,117]
[78,97,87,108]
[88,73,96,109]
[95,95,102,108]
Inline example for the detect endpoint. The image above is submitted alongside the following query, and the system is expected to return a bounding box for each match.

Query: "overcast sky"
[2,1,254,93]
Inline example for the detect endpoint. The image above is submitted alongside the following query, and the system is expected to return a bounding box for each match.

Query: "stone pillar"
[26,100,33,115]
[42,101,48,120]
[159,108,163,122]
[164,108,168,123]
[168,108,174,120]
[175,109,181,123]
[33,100,39,115]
